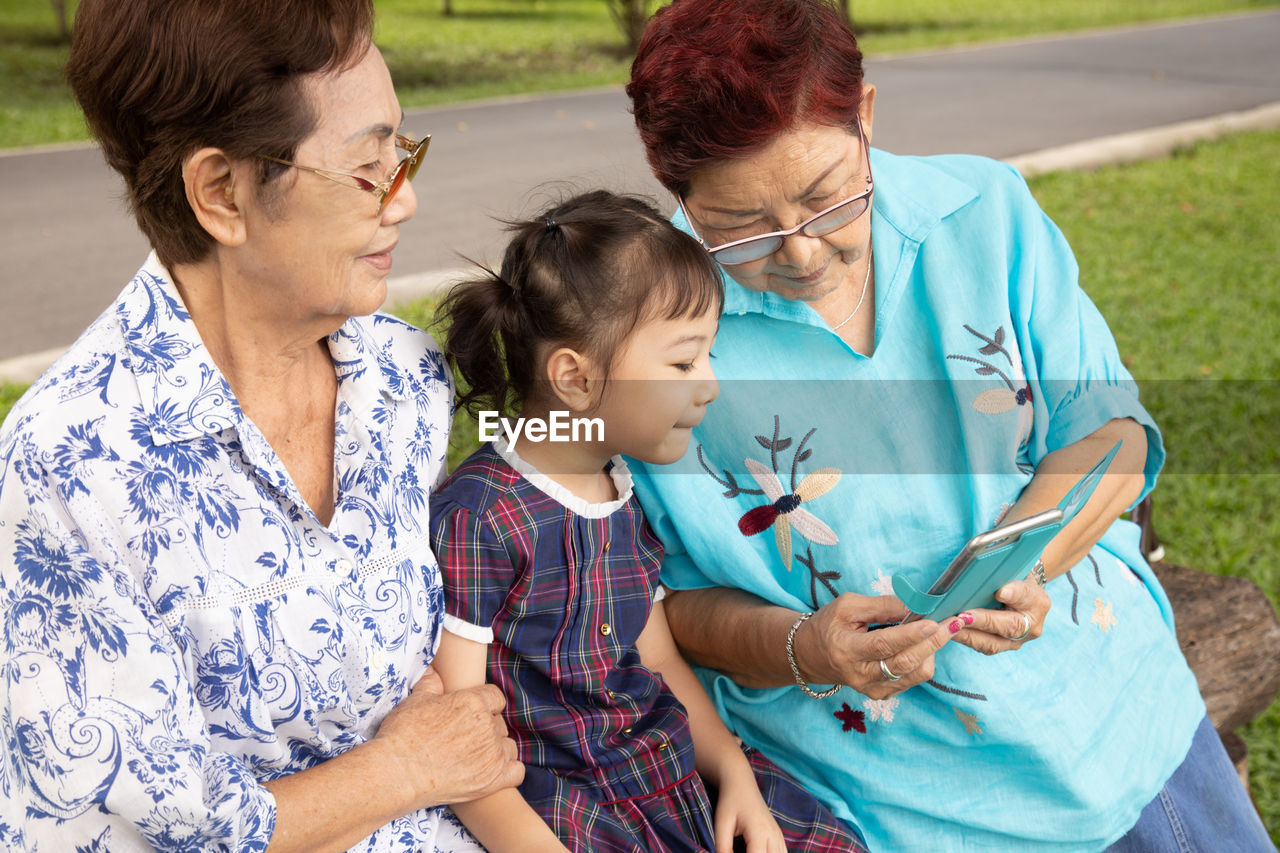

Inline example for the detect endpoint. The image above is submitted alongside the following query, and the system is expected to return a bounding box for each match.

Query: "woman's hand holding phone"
[794,594,954,700]
[944,580,1050,655]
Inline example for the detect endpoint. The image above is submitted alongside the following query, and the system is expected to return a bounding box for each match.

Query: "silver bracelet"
[786,612,840,700]
[1031,558,1048,587]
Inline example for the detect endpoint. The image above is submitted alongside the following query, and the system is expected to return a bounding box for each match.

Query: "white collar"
[492,436,633,518]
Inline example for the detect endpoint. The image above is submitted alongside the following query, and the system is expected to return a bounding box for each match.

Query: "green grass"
[2,0,1276,148]
[1028,129,1280,839]
[846,0,1277,47]
[0,0,88,147]
[375,0,634,109]
[0,383,25,425]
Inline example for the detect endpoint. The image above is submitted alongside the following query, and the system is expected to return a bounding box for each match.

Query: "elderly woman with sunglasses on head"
[624,0,1274,850]
[0,1,523,851]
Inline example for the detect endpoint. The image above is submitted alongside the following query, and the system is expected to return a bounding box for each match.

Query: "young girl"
[429,191,864,853]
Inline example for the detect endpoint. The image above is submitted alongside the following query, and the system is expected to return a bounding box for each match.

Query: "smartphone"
[898,508,1063,624]
[892,440,1122,623]
[929,509,1063,595]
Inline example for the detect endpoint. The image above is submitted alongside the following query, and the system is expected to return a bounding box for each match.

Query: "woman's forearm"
[1006,417,1148,580]
[265,674,522,853]
[662,587,801,689]
[264,739,414,853]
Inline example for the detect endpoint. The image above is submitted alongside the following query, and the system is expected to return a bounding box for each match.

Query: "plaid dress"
[430,441,864,853]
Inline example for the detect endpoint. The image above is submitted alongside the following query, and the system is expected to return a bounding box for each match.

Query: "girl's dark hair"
[438,190,723,418]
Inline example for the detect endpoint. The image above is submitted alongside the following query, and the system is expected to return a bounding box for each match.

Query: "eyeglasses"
[260,133,430,214]
[678,124,872,266]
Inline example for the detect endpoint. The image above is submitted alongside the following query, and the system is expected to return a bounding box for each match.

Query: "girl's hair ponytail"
[434,265,525,418]
[436,189,723,418]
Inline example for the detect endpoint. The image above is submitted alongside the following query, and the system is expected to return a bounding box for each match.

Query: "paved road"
[1,10,1278,364]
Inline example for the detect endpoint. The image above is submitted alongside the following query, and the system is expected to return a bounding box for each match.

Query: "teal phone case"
[891,441,1122,620]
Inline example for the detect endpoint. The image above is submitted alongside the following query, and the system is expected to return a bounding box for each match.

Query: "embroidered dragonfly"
[737,458,840,571]
[947,324,1035,463]
[947,325,1033,415]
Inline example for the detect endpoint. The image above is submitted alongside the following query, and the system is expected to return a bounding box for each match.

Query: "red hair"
[626,0,864,195]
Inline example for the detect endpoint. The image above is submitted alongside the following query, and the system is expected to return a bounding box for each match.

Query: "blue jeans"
[1106,715,1275,853]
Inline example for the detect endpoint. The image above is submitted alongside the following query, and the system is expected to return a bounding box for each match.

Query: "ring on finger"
[1010,613,1032,642]
[879,659,902,682]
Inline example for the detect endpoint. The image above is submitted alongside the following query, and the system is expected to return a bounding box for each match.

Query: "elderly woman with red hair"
[625,0,1273,850]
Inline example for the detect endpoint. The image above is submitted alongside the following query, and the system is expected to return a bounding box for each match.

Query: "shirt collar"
[118,252,415,447]
[328,314,418,416]
[674,148,980,321]
[492,436,634,519]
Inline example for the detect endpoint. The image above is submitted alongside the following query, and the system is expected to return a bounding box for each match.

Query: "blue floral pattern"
[0,254,464,851]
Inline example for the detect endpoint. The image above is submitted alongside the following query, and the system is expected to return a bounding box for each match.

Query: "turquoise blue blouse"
[630,149,1205,851]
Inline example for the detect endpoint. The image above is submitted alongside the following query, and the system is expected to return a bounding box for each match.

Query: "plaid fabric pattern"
[432,444,865,851]
[526,765,714,852]
[431,444,698,803]
[743,747,867,852]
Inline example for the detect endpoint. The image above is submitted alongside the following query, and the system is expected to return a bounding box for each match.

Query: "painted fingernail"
[959,611,975,626]
[948,619,963,634]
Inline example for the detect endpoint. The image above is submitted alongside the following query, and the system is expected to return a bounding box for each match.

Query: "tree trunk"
[605,0,649,54]
[49,0,71,42]
[1154,561,1280,733]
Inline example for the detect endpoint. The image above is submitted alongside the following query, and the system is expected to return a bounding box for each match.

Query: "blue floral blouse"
[630,150,1206,851]
[0,254,461,851]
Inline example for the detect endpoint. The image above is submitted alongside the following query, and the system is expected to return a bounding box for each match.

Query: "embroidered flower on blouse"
[737,458,840,571]
[862,697,899,723]
[1117,556,1141,586]
[1092,598,1117,631]
[870,569,894,596]
[953,707,982,735]
[834,703,867,733]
